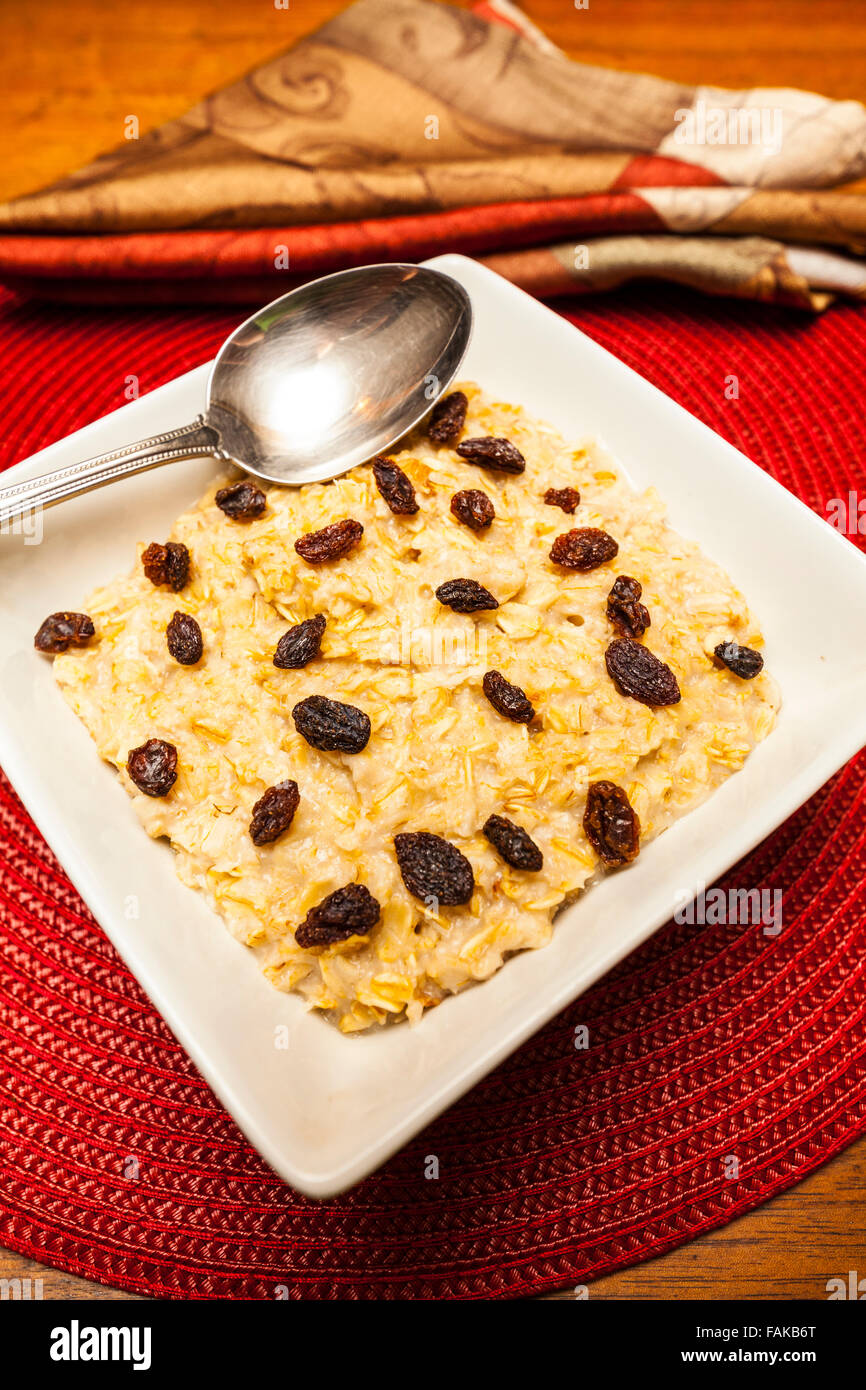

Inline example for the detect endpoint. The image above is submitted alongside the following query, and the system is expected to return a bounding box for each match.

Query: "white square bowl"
[2,254,866,1198]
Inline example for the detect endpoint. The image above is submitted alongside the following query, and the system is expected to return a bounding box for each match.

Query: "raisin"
[607,575,651,639]
[215,480,267,521]
[450,489,495,531]
[394,831,475,905]
[166,611,203,665]
[294,519,363,564]
[550,527,618,571]
[482,669,535,723]
[249,779,300,845]
[544,487,580,514]
[456,436,526,474]
[605,637,681,706]
[34,611,95,654]
[435,578,499,612]
[274,614,326,669]
[427,390,468,444]
[295,883,381,948]
[483,814,543,871]
[371,456,419,515]
[292,695,371,753]
[713,641,764,679]
[584,781,640,867]
[127,738,178,797]
[141,540,190,592]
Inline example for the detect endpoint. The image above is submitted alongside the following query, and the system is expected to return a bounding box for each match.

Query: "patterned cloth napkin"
[1,0,865,308]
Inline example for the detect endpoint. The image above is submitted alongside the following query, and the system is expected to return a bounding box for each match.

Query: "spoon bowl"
[0,263,472,524]
[207,264,472,485]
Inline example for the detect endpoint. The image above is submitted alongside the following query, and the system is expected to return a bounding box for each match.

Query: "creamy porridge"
[42,384,780,1032]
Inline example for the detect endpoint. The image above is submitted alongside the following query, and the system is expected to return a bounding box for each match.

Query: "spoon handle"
[0,417,222,527]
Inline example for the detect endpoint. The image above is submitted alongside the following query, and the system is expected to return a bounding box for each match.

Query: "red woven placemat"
[1,285,864,1300]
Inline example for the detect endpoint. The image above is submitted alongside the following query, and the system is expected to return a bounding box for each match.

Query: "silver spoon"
[0,263,472,526]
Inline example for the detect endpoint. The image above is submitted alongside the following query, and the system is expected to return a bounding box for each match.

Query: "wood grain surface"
[1,0,865,204]
[0,0,864,1301]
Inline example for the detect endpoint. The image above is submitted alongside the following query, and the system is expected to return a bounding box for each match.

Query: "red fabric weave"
[0,284,864,1299]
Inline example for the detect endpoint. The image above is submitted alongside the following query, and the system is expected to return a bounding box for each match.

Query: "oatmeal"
[48,384,780,1032]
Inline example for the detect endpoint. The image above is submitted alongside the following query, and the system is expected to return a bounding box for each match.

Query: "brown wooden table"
[0,0,864,1301]
[2,0,865,205]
